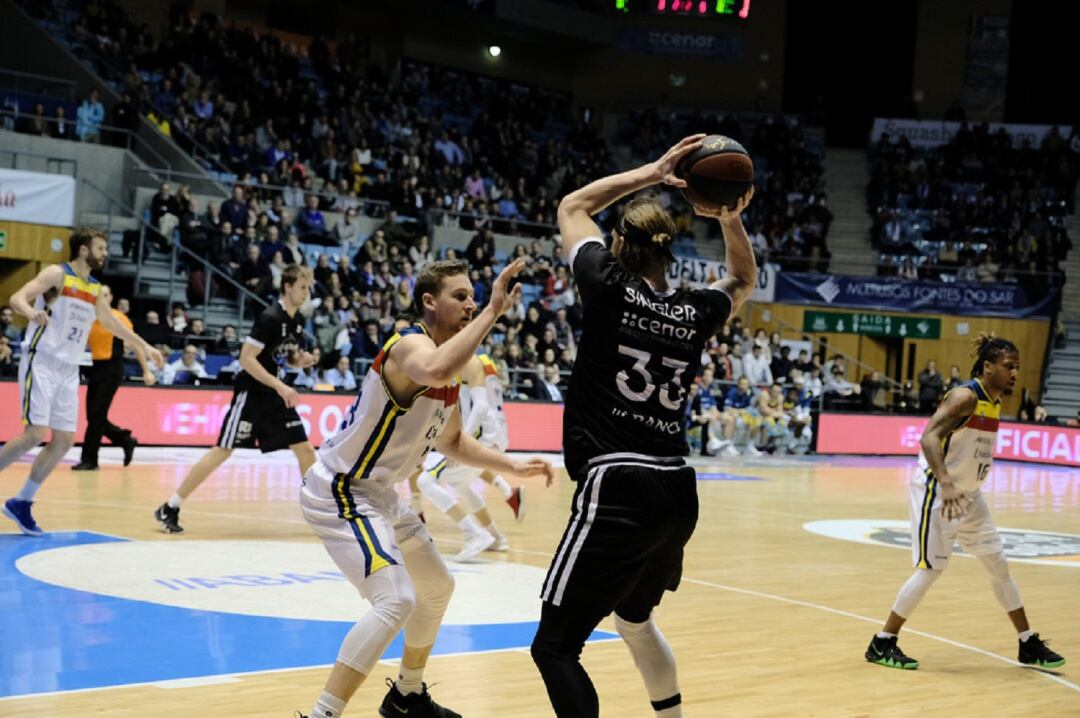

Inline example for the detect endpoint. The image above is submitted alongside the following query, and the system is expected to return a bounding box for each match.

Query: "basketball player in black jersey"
[531,134,757,718]
[154,264,318,533]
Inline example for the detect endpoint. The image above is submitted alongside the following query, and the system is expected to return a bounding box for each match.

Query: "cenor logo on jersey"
[803,519,1080,567]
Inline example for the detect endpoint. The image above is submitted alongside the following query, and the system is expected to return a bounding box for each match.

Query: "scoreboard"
[614,0,751,19]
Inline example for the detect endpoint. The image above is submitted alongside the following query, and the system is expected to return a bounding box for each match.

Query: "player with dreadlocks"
[864,333,1066,670]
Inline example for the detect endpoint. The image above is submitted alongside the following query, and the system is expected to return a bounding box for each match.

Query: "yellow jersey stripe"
[916,477,937,569]
[351,405,400,480]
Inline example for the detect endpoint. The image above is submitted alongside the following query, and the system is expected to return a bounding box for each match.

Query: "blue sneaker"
[3,498,44,536]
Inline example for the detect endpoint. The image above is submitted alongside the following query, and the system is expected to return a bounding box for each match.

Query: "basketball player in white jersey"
[866,334,1065,670]
[1,229,164,535]
[417,351,526,562]
[298,258,553,718]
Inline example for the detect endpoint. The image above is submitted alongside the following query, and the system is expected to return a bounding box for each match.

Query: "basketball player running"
[866,334,1066,670]
[531,134,757,718]
[299,258,553,718]
[154,264,317,533]
[416,351,526,562]
[1,229,164,535]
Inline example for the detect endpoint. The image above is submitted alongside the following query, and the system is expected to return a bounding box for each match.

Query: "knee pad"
[455,483,485,514]
[892,568,942,618]
[978,552,1023,612]
[402,543,455,648]
[417,471,459,514]
[361,566,417,630]
[614,614,655,640]
[338,567,416,674]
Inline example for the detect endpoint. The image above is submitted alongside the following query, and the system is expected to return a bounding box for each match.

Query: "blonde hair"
[616,196,677,276]
[412,259,469,311]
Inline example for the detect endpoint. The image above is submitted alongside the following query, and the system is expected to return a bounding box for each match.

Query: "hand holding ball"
[675,135,754,213]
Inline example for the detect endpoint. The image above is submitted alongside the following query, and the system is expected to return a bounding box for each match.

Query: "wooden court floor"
[0,448,1077,717]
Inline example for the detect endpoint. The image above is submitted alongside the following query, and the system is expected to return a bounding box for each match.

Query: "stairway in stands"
[823,148,878,277]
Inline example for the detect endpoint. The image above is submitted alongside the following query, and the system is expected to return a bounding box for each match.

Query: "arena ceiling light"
[487,45,502,58]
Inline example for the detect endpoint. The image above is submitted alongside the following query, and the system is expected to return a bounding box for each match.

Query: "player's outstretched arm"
[920,387,977,519]
[437,408,554,486]
[396,259,526,387]
[557,134,705,255]
[10,264,63,325]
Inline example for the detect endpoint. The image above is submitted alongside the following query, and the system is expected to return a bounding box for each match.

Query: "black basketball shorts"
[539,454,699,622]
[216,387,308,452]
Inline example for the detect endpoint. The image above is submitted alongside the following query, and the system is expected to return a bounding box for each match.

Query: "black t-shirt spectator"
[151,191,180,227]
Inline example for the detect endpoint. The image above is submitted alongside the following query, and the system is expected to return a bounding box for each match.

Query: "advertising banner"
[818,413,1080,467]
[0,383,565,452]
[870,118,1064,150]
[0,168,76,227]
[669,257,777,302]
[775,272,1058,318]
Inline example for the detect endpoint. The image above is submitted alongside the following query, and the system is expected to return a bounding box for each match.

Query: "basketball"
[676,135,754,211]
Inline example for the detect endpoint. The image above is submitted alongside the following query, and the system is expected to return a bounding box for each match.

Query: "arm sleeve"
[462,385,490,437]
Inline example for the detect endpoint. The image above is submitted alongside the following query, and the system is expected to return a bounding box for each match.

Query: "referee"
[73,287,155,471]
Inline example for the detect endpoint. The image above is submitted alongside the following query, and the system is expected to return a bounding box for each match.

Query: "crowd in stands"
[868,123,1079,297]
[1,88,117,143]
[18,0,609,241]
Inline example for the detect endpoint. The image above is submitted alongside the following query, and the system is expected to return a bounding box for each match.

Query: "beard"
[1003,385,1014,396]
[87,254,106,271]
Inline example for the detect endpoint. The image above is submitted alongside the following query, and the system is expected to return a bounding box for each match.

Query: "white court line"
[681,577,1080,695]
[152,675,241,689]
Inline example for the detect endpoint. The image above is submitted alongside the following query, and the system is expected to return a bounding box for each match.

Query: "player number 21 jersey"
[23,263,101,366]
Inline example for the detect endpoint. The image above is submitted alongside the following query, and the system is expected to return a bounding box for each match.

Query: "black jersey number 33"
[562,239,732,476]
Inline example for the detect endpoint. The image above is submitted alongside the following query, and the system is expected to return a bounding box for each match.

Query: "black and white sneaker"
[154,503,184,534]
[379,679,461,718]
[865,634,919,669]
[1019,633,1066,669]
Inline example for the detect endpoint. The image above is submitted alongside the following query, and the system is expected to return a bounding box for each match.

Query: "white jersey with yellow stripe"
[22,263,101,366]
[916,379,1000,493]
[318,324,461,489]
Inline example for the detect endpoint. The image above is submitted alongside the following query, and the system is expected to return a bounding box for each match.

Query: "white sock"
[1019,629,1035,642]
[876,632,897,640]
[487,522,505,540]
[492,474,512,499]
[15,481,41,502]
[458,514,483,535]
[311,690,346,718]
[397,664,424,695]
[167,493,183,509]
[410,492,423,515]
